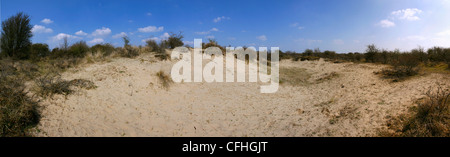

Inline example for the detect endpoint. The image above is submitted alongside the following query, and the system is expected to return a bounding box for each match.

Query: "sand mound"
[34,54,449,137]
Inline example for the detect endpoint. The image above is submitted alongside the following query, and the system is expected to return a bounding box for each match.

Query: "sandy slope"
[34,53,449,137]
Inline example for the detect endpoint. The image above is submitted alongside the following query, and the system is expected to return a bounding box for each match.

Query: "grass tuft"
[156,70,173,89]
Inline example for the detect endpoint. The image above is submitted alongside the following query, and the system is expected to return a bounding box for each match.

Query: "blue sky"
[1,0,450,53]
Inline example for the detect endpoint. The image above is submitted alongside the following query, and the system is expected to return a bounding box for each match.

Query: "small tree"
[123,36,130,48]
[1,12,33,59]
[365,44,379,63]
[167,32,184,49]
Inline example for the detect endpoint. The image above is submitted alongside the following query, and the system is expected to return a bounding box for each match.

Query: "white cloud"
[51,33,81,41]
[297,27,305,30]
[398,35,426,41]
[141,33,171,43]
[41,18,53,24]
[206,35,215,39]
[92,27,111,36]
[183,41,194,45]
[75,30,88,36]
[161,32,170,40]
[138,26,164,33]
[257,35,267,41]
[437,30,450,36]
[113,32,128,39]
[89,38,104,44]
[195,28,219,35]
[391,8,423,21]
[378,19,395,28]
[32,25,53,33]
[146,12,152,16]
[333,39,345,45]
[213,16,230,23]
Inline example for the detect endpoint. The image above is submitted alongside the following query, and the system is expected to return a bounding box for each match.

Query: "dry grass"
[380,85,449,137]
[279,67,311,86]
[375,66,420,82]
[156,70,173,89]
[0,60,40,137]
[34,74,96,99]
[315,72,339,83]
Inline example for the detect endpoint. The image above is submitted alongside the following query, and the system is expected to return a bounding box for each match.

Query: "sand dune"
[34,53,449,137]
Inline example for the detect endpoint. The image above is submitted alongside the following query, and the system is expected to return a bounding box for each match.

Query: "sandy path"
[34,53,449,137]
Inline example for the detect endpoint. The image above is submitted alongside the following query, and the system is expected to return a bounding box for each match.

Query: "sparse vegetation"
[380,86,449,137]
[120,36,139,58]
[279,67,311,86]
[34,74,96,98]
[91,43,115,57]
[156,70,173,89]
[0,60,39,137]
[34,74,73,98]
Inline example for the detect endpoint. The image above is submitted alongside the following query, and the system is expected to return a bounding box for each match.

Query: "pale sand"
[34,52,449,137]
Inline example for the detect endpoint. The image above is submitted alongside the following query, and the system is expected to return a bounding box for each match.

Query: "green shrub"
[203,39,225,52]
[30,43,50,61]
[303,49,313,56]
[91,43,115,57]
[1,12,33,60]
[365,44,379,63]
[167,32,184,49]
[146,40,160,52]
[68,41,89,58]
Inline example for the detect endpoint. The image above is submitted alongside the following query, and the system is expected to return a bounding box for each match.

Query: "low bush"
[166,32,184,49]
[34,74,96,98]
[91,43,115,57]
[29,43,50,62]
[0,61,40,137]
[381,86,449,137]
[68,41,89,58]
[34,74,73,98]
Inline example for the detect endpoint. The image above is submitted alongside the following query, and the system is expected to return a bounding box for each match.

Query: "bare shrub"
[34,74,96,98]
[34,74,73,98]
